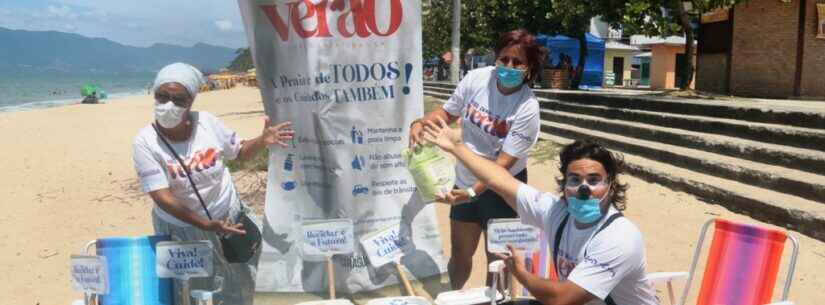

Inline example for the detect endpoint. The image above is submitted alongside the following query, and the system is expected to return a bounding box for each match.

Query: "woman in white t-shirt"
[409,29,544,288]
[423,120,659,305]
[132,63,294,305]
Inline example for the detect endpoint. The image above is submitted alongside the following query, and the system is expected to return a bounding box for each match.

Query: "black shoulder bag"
[153,124,261,263]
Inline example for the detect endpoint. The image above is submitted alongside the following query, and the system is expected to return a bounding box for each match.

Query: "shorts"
[449,169,527,229]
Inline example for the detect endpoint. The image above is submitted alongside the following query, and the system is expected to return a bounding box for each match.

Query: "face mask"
[496,65,526,89]
[566,185,609,224]
[154,101,187,128]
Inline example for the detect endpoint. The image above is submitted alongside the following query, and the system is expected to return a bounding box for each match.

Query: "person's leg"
[448,219,482,290]
[448,201,483,290]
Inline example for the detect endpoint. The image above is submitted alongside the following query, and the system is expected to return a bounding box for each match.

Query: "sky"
[0,0,247,49]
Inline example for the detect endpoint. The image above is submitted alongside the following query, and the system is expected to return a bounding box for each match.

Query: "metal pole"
[450,0,461,83]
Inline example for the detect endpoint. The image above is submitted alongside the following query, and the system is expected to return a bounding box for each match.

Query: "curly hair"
[494,29,547,84]
[555,140,629,210]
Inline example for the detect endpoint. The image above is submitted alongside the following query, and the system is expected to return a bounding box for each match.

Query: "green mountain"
[0,27,237,73]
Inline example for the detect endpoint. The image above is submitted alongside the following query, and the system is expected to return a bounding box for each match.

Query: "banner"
[238,0,446,293]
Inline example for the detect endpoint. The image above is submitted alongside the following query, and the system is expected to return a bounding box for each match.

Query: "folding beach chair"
[648,218,800,305]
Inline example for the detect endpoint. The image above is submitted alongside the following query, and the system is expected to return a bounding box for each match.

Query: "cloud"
[214,19,233,32]
[47,4,77,19]
[0,1,247,48]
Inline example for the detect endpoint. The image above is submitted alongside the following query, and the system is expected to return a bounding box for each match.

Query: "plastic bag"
[402,144,456,203]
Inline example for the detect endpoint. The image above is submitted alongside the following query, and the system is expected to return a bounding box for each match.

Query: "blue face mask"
[496,65,526,89]
[566,188,609,224]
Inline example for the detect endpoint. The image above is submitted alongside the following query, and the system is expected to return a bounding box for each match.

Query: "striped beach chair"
[649,218,800,305]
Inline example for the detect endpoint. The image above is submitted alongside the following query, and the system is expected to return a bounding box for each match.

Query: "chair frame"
[675,219,800,305]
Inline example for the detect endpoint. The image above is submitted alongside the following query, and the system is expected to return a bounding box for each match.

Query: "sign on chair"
[156,241,213,280]
[487,219,540,254]
[70,255,109,295]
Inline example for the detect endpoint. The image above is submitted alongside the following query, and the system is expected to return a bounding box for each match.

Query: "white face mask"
[154,101,187,128]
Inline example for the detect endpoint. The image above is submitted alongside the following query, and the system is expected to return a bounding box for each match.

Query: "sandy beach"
[1,87,823,305]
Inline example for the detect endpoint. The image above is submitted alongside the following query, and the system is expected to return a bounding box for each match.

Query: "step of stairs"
[422,86,825,242]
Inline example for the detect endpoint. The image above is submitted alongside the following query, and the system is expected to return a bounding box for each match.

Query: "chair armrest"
[763,302,794,305]
[646,272,689,284]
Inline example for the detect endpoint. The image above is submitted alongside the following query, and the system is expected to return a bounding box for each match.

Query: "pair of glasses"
[564,175,608,189]
[155,93,191,107]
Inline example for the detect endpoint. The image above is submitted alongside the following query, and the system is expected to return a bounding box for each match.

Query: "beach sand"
[1,87,823,305]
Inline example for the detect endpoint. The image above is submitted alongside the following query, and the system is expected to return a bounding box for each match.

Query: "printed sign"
[487,219,540,254]
[156,241,213,280]
[302,219,355,257]
[240,0,446,293]
[70,255,108,294]
[360,223,412,268]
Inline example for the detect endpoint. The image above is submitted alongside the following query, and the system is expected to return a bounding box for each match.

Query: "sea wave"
[0,90,148,113]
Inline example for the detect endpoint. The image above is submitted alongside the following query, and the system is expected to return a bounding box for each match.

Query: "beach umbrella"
[81,84,98,97]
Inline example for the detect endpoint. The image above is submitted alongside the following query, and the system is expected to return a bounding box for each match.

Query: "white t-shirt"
[443,66,540,188]
[516,184,659,305]
[133,111,242,227]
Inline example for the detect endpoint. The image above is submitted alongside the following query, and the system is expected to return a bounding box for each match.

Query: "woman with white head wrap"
[132,63,294,305]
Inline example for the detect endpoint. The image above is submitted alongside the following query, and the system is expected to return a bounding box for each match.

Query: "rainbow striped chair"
[649,218,800,305]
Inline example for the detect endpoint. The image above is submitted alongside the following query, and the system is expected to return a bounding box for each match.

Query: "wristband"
[466,187,477,201]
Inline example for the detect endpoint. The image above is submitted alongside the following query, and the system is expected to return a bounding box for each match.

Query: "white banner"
[238,0,445,293]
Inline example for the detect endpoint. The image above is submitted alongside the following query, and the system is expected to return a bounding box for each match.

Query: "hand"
[493,245,527,276]
[408,119,425,148]
[204,218,246,236]
[434,188,472,205]
[261,117,294,148]
[422,117,462,153]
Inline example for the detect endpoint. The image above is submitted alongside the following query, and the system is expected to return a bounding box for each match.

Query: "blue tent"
[536,33,605,89]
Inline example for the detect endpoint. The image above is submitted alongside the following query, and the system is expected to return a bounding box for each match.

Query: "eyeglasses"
[564,174,608,189]
[154,92,191,107]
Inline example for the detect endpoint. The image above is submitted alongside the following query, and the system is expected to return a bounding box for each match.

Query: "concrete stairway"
[423,82,825,241]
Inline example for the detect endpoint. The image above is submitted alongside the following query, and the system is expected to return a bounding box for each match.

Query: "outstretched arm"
[422,118,522,209]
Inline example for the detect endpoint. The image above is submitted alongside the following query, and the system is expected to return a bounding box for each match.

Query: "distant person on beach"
[132,62,294,305]
[423,121,659,305]
[408,29,545,288]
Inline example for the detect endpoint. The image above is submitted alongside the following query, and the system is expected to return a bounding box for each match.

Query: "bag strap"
[153,124,213,220]
[552,210,624,304]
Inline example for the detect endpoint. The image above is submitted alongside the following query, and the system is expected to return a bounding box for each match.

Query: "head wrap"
[151,63,206,99]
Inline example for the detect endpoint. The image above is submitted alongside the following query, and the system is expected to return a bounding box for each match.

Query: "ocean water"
[0,71,155,112]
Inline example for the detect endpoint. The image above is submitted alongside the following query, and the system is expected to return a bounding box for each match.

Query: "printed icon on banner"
[352,184,369,196]
[284,154,294,172]
[282,181,296,191]
[351,126,364,144]
[352,154,366,171]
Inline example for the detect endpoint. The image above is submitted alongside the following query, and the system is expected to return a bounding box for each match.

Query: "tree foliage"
[227,48,254,72]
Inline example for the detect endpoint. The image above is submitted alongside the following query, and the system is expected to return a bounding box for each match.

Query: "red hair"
[495,29,547,84]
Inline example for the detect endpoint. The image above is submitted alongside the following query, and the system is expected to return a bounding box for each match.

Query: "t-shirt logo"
[167,148,219,179]
[464,102,509,138]
[556,251,577,278]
